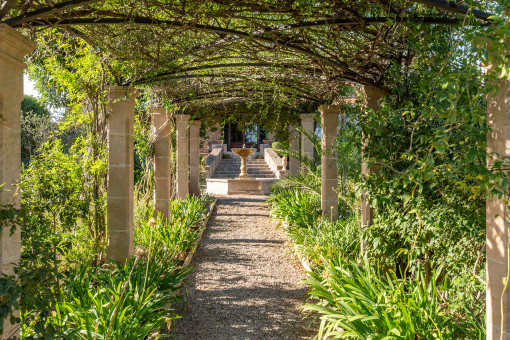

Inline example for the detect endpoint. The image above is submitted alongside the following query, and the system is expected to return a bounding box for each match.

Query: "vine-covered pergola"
[0,0,505,338]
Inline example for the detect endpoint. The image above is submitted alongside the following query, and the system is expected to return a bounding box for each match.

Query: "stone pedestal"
[289,125,300,175]
[106,86,137,264]
[300,114,315,175]
[319,106,339,220]
[176,115,191,199]
[0,24,35,339]
[486,64,510,339]
[189,120,201,196]
[152,105,171,219]
[361,86,385,241]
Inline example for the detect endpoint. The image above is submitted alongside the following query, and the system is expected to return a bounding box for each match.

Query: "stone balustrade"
[262,146,288,178]
[205,145,224,177]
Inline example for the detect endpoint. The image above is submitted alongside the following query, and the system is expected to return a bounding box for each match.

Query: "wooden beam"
[411,0,492,21]
[0,0,17,19]
[3,0,103,26]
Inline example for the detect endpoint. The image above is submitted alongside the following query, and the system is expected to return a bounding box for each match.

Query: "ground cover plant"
[17,189,208,338]
[6,49,211,336]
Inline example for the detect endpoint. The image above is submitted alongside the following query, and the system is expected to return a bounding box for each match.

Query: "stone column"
[486,58,510,339]
[361,86,385,239]
[289,125,300,175]
[152,104,171,220]
[0,24,35,339]
[176,114,191,199]
[189,120,201,196]
[319,106,339,220]
[106,86,137,264]
[300,114,315,175]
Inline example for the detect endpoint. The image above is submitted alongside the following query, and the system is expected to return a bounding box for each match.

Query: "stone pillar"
[361,86,385,239]
[189,120,201,196]
[152,104,171,220]
[176,114,191,199]
[486,58,510,339]
[0,24,35,339]
[300,114,315,175]
[106,86,137,264]
[319,106,339,220]
[289,125,300,175]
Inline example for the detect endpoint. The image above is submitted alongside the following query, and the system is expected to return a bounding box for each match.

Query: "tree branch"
[3,0,103,26]
[0,0,16,20]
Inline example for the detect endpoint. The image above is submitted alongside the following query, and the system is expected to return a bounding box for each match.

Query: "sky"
[23,72,39,98]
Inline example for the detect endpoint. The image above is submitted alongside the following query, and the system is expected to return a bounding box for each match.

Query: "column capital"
[300,113,315,122]
[190,119,201,127]
[152,103,167,115]
[0,24,36,65]
[319,105,341,115]
[107,86,138,101]
[362,85,386,111]
[176,114,191,122]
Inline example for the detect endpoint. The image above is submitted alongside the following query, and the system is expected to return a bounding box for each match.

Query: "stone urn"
[232,147,256,178]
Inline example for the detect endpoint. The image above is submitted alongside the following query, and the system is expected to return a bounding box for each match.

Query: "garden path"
[172,195,314,339]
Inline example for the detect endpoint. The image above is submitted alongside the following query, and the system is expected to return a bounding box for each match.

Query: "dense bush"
[19,194,208,338]
[303,257,484,339]
[17,137,209,338]
[135,195,208,258]
[22,253,192,339]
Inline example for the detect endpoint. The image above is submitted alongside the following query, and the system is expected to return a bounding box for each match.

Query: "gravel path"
[172,195,314,340]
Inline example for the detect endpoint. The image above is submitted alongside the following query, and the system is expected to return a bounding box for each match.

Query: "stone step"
[211,175,276,179]
[216,164,271,169]
[212,172,274,175]
[216,166,270,171]
[214,169,274,173]
[212,158,275,179]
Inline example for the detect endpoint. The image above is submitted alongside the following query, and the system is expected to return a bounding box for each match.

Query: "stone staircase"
[211,156,276,179]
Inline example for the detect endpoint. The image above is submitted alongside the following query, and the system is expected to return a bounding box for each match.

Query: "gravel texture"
[172,195,314,340]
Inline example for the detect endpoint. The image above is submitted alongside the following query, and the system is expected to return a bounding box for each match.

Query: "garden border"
[183,197,217,267]
[270,217,313,275]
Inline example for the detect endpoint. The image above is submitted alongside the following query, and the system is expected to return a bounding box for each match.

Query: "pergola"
[0,0,505,338]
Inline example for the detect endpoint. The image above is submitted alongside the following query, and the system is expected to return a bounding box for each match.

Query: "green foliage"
[135,196,208,258]
[16,193,207,338]
[303,257,484,339]
[21,95,50,118]
[23,254,191,339]
[286,218,359,264]
[267,187,320,228]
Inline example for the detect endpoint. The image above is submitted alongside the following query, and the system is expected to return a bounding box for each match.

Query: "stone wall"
[204,123,223,151]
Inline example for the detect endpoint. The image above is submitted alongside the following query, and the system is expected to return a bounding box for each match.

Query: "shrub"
[23,253,191,339]
[135,195,208,258]
[285,218,359,264]
[303,257,484,339]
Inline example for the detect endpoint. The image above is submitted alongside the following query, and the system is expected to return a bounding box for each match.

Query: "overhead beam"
[4,0,102,26]
[411,0,492,21]
[132,62,324,85]
[179,99,307,115]
[7,16,362,76]
[131,62,371,89]
[171,88,324,105]
[0,0,16,19]
[7,15,464,89]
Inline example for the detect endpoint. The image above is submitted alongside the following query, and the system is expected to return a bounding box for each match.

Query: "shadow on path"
[171,195,315,340]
